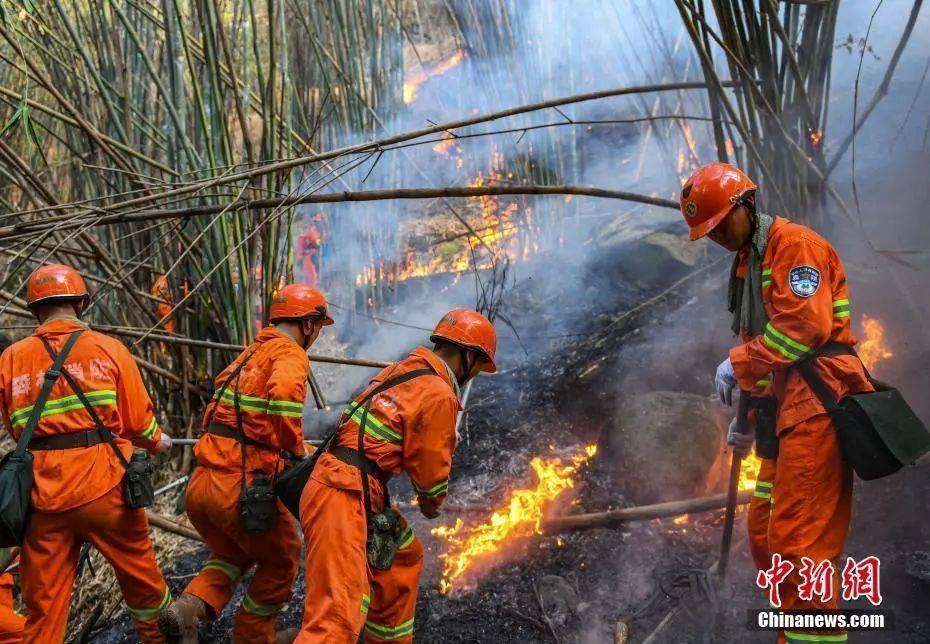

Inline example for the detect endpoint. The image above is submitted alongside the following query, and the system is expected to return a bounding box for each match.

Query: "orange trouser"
[20,484,170,643]
[769,413,853,643]
[0,577,24,644]
[748,457,777,571]
[296,478,423,643]
[183,466,300,644]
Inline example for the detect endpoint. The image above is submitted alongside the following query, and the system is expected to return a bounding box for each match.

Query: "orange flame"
[809,129,824,146]
[672,514,689,525]
[432,445,597,594]
[403,50,465,104]
[738,450,762,492]
[859,315,893,370]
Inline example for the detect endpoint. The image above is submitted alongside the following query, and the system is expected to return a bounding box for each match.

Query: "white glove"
[157,434,174,454]
[715,357,737,406]
[726,416,755,456]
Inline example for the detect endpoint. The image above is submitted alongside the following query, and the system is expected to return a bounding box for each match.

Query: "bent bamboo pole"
[542,489,753,534]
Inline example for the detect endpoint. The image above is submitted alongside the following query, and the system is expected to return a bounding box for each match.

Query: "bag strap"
[353,368,437,518]
[794,341,862,415]
[205,349,258,427]
[39,335,131,470]
[13,331,83,459]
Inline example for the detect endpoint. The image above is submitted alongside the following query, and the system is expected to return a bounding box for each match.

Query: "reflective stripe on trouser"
[769,414,852,642]
[20,484,169,643]
[296,479,423,644]
[183,467,300,644]
[747,458,777,572]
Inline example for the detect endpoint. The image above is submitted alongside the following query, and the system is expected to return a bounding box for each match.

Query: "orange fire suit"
[0,550,23,644]
[296,228,322,288]
[183,326,308,643]
[0,316,169,643]
[151,276,175,334]
[297,346,461,643]
[729,217,872,642]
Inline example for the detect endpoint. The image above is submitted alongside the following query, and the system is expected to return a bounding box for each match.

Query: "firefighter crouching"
[681,163,873,643]
[160,284,333,643]
[0,264,173,642]
[296,308,497,643]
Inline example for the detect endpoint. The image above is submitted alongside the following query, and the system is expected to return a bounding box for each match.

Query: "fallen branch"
[97,325,392,368]
[542,489,753,534]
[0,186,679,238]
[145,510,203,542]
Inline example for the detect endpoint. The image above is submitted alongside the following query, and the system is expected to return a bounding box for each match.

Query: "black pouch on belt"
[124,449,156,509]
[241,475,277,533]
[366,506,403,570]
[751,396,779,460]
[39,336,154,510]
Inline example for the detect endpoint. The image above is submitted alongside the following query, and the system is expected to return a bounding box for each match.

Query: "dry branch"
[542,490,753,534]
[145,510,202,542]
[0,185,678,238]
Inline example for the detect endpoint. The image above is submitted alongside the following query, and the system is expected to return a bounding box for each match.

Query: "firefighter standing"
[160,284,333,643]
[681,163,873,643]
[296,308,496,644]
[0,264,173,642]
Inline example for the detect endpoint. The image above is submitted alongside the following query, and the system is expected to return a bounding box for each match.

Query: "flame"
[738,450,762,492]
[403,50,465,104]
[432,445,597,594]
[809,129,824,146]
[859,315,893,370]
[432,134,457,156]
[672,514,689,525]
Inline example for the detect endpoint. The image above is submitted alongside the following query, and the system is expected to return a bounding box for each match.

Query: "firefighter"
[151,275,175,334]
[681,163,872,642]
[159,284,334,644]
[0,548,23,643]
[0,264,173,642]
[295,308,496,644]
[295,216,323,288]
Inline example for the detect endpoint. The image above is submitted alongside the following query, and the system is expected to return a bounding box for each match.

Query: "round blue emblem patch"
[789,265,821,298]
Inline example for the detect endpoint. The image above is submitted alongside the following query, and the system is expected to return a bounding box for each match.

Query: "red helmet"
[680,162,756,241]
[430,308,497,373]
[26,264,89,309]
[269,284,334,325]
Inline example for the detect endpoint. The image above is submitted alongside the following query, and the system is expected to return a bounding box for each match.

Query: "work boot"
[275,627,299,644]
[158,592,205,644]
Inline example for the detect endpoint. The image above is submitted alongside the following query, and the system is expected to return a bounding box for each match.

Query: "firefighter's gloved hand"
[726,416,754,456]
[418,496,440,520]
[157,434,173,454]
[715,357,737,406]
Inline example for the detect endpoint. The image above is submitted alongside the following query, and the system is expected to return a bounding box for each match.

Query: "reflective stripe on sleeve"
[127,587,171,622]
[832,298,850,319]
[139,416,159,440]
[763,323,811,362]
[754,480,773,500]
[361,594,371,615]
[10,389,117,429]
[398,526,415,550]
[762,268,772,288]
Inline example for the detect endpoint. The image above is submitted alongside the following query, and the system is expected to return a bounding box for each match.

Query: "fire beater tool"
[718,388,751,580]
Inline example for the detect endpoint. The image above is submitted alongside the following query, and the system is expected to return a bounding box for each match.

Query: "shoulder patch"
[788,265,821,298]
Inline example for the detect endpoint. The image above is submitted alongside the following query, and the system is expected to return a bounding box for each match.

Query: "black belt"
[30,429,110,451]
[208,422,277,452]
[330,445,391,486]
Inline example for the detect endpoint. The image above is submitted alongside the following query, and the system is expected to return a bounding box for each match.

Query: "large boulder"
[602,390,728,505]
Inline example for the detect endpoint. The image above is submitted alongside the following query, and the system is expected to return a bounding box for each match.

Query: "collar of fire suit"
[409,346,463,405]
[35,314,89,336]
[268,324,300,347]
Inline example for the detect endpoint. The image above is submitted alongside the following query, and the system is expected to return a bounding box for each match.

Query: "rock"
[602,391,727,505]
